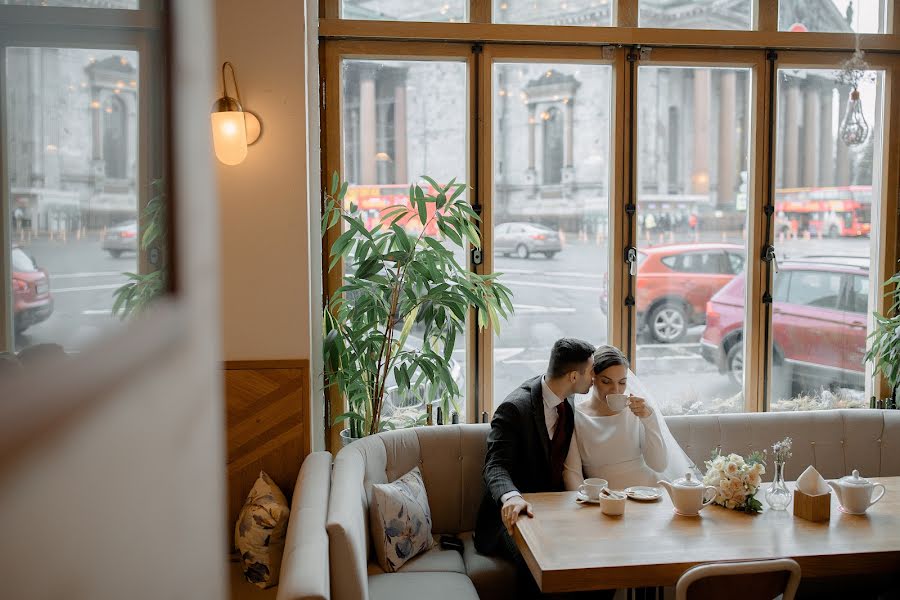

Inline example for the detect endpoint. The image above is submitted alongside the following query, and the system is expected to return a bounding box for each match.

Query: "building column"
[393,80,408,184]
[784,82,801,188]
[527,105,536,171]
[835,86,851,186]
[359,68,377,185]
[818,85,834,186]
[717,70,736,208]
[803,82,820,186]
[691,69,710,195]
[564,99,574,167]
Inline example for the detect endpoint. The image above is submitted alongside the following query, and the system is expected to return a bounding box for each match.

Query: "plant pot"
[340,428,361,447]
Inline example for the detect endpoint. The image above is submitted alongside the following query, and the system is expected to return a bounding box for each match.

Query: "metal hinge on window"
[601,45,616,61]
[639,47,652,61]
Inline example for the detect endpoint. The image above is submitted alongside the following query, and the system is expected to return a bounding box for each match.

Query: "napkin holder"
[793,489,831,522]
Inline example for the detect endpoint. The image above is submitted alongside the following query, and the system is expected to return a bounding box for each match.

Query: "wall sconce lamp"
[211,62,261,165]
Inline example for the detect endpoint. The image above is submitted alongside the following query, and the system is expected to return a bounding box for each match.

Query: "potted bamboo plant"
[865,268,900,408]
[322,173,513,443]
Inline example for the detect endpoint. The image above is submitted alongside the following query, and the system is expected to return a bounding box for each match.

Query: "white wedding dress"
[563,405,668,490]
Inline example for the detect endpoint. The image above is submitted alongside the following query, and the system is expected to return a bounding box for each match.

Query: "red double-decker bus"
[774,185,872,238]
[345,184,443,236]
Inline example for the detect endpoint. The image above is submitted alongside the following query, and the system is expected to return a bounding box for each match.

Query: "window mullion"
[744,50,774,413]
[471,0,489,24]
[0,41,9,352]
[756,0,777,33]
[616,0,637,28]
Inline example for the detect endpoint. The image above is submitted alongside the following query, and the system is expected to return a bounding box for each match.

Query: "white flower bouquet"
[703,449,767,513]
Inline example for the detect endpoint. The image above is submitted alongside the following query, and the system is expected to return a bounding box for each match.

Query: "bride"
[563,345,695,491]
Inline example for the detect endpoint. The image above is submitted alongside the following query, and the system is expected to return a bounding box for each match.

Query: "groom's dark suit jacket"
[474,375,575,556]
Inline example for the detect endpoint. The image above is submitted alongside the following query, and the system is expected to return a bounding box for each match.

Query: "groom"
[474,338,595,585]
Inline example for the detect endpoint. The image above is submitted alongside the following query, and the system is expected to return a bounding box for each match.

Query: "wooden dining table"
[513,477,900,593]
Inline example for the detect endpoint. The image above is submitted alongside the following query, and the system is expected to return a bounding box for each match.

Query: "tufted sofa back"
[666,409,900,480]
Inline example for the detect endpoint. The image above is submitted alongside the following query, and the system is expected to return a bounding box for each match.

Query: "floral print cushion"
[234,471,290,589]
[370,466,435,572]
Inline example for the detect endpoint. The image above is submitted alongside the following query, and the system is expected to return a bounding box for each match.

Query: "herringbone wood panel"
[225,361,310,536]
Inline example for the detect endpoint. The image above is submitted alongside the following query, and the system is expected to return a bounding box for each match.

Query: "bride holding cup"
[563,345,696,492]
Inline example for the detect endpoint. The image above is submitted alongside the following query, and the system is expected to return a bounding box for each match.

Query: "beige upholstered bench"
[324,409,900,599]
[327,426,514,600]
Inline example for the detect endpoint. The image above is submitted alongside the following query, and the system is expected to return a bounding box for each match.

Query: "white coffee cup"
[600,489,626,516]
[578,478,609,501]
[606,393,629,413]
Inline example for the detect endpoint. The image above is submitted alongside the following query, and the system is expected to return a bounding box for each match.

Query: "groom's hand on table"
[628,395,652,418]
[501,495,533,535]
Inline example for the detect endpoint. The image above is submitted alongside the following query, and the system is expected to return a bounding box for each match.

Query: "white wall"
[216,0,314,362]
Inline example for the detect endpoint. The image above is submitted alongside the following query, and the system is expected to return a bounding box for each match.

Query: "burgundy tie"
[549,400,569,491]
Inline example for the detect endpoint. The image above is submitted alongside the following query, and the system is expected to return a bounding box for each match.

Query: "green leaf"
[421,175,441,192]
[437,219,463,247]
[416,196,428,225]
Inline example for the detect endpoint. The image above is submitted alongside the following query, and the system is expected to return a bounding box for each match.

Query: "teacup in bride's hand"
[606,393,629,413]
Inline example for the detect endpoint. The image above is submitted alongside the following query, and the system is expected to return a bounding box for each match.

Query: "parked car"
[102,221,138,258]
[600,243,745,343]
[700,256,869,391]
[494,222,562,259]
[12,246,53,334]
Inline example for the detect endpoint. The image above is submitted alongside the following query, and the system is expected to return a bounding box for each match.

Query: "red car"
[13,246,53,334]
[700,257,868,391]
[601,243,745,343]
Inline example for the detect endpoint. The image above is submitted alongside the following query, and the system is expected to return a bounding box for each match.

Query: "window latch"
[625,246,638,276]
[762,245,779,273]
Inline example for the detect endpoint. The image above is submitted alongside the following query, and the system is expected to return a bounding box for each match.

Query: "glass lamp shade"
[840,89,869,147]
[211,109,248,165]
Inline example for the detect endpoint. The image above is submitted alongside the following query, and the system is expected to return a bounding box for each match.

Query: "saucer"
[672,507,701,517]
[624,486,662,501]
[838,505,869,515]
[575,491,602,504]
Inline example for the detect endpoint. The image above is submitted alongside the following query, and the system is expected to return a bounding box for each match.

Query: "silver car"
[102,221,138,258]
[494,222,562,259]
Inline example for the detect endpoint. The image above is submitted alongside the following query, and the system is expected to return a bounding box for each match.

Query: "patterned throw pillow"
[370,466,434,572]
[235,471,290,589]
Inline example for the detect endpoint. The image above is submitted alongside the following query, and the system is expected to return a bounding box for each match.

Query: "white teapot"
[827,470,886,515]
[658,472,718,516]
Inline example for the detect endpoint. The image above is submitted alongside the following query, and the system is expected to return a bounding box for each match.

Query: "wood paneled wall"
[225,360,311,534]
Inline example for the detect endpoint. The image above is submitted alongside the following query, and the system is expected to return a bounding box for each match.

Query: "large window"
[321,1,900,422]
[778,0,889,33]
[1,2,168,357]
[639,0,753,30]
[491,60,612,406]
[342,0,466,21]
[339,57,469,423]
[493,0,612,26]
[768,64,886,411]
[635,63,753,416]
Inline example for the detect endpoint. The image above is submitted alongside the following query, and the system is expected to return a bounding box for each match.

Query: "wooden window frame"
[321,40,476,448]
[319,2,900,435]
[0,3,168,353]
